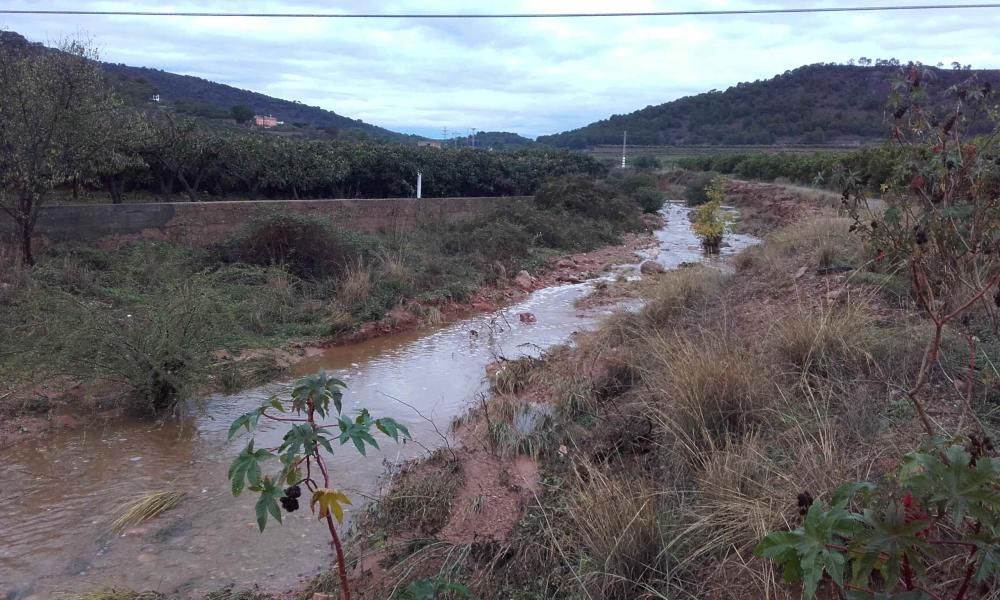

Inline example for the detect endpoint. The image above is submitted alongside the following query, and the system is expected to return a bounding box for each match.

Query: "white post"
[621,130,627,169]
[416,171,423,199]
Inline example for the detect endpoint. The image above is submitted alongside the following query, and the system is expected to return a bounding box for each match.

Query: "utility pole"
[621,130,627,169]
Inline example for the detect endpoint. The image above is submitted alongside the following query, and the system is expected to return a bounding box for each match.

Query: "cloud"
[3,0,998,137]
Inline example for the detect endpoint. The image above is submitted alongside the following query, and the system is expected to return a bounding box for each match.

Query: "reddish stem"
[326,512,352,600]
[953,523,982,600]
[901,554,915,591]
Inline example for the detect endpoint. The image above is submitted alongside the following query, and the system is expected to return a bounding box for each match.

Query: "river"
[0,203,757,599]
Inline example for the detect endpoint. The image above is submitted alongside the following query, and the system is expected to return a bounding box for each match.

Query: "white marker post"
[621,130,627,169]
[416,170,423,199]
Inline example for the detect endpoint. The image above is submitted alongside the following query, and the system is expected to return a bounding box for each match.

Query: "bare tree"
[0,36,124,264]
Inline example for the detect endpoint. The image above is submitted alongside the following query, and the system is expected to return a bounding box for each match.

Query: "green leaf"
[254,477,283,532]
[375,417,411,442]
[228,440,273,496]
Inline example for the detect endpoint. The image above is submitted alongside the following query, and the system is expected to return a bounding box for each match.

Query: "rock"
[555,258,576,269]
[518,312,537,323]
[513,270,534,291]
[639,260,667,275]
[794,266,808,280]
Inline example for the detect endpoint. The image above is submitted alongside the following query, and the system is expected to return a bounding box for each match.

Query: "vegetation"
[691,177,732,251]
[677,146,899,189]
[538,62,998,147]
[227,372,410,599]
[0,174,646,413]
[756,63,1000,600]
[345,68,1000,598]
[0,37,126,264]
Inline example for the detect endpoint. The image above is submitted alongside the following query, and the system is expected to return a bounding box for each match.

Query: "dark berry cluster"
[280,484,302,512]
[796,491,814,516]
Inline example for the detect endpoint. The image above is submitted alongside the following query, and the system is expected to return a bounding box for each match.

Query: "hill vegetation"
[0,30,412,141]
[538,62,999,147]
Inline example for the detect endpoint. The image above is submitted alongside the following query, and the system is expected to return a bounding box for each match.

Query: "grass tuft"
[109,490,185,533]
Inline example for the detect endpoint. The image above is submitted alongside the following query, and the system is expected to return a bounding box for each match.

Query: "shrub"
[691,178,733,252]
[617,171,659,195]
[64,288,219,413]
[631,155,661,170]
[534,174,639,223]
[218,212,379,279]
[684,172,716,206]
[442,218,533,268]
[630,187,666,214]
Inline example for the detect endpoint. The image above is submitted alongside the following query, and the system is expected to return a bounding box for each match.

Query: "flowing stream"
[0,203,757,599]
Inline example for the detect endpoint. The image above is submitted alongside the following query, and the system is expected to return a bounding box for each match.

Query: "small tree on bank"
[0,37,124,265]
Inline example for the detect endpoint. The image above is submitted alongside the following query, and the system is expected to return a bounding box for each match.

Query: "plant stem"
[326,512,352,600]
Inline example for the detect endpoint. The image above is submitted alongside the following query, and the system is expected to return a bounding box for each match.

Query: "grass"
[368,450,465,536]
[109,490,185,533]
[2,179,649,413]
[347,188,989,598]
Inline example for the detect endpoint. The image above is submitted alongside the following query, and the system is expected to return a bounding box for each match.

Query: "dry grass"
[563,463,673,599]
[324,304,356,336]
[771,299,876,376]
[337,258,373,307]
[640,265,727,328]
[370,450,464,535]
[109,490,185,533]
[491,356,542,395]
[640,330,772,447]
[738,217,863,276]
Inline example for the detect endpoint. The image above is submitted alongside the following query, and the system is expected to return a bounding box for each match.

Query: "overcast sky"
[3,1,999,138]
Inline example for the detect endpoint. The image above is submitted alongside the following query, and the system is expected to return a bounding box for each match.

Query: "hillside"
[101,62,420,141]
[538,63,1000,148]
[0,30,415,142]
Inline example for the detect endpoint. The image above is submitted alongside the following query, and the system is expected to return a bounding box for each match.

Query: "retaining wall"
[0,196,523,248]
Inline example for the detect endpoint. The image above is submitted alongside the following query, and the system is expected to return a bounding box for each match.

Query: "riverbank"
[321,181,998,598]
[0,210,662,451]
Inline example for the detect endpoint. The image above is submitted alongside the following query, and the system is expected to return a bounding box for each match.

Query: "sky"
[2,1,999,138]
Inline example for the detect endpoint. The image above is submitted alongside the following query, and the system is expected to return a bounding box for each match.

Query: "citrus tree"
[227,372,410,600]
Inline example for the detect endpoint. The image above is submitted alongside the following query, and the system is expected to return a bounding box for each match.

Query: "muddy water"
[0,204,756,599]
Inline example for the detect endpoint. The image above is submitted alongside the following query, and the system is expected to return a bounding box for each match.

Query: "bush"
[218,212,379,279]
[534,174,639,223]
[64,289,219,414]
[691,178,732,252]
[630,187,666,213]
[631,155,661,170]
[617,172,659,195]
[683,172,717,206]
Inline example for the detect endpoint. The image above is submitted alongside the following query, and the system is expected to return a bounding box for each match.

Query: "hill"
[0,30,416,142]
[537,63,1000,148]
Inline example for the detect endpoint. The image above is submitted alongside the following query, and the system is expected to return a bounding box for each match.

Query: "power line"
[1,4,1000,19]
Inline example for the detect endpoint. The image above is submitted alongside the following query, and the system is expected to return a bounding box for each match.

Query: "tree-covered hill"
[538,62,1000,148]
[0,30,415,142]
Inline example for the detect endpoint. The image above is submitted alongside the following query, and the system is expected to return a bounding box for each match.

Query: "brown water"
[0,204,757,599]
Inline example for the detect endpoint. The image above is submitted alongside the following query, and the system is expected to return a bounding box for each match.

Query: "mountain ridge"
[538,63,1000,148]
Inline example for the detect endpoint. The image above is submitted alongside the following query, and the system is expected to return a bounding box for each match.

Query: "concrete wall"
[1,196,523,248]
